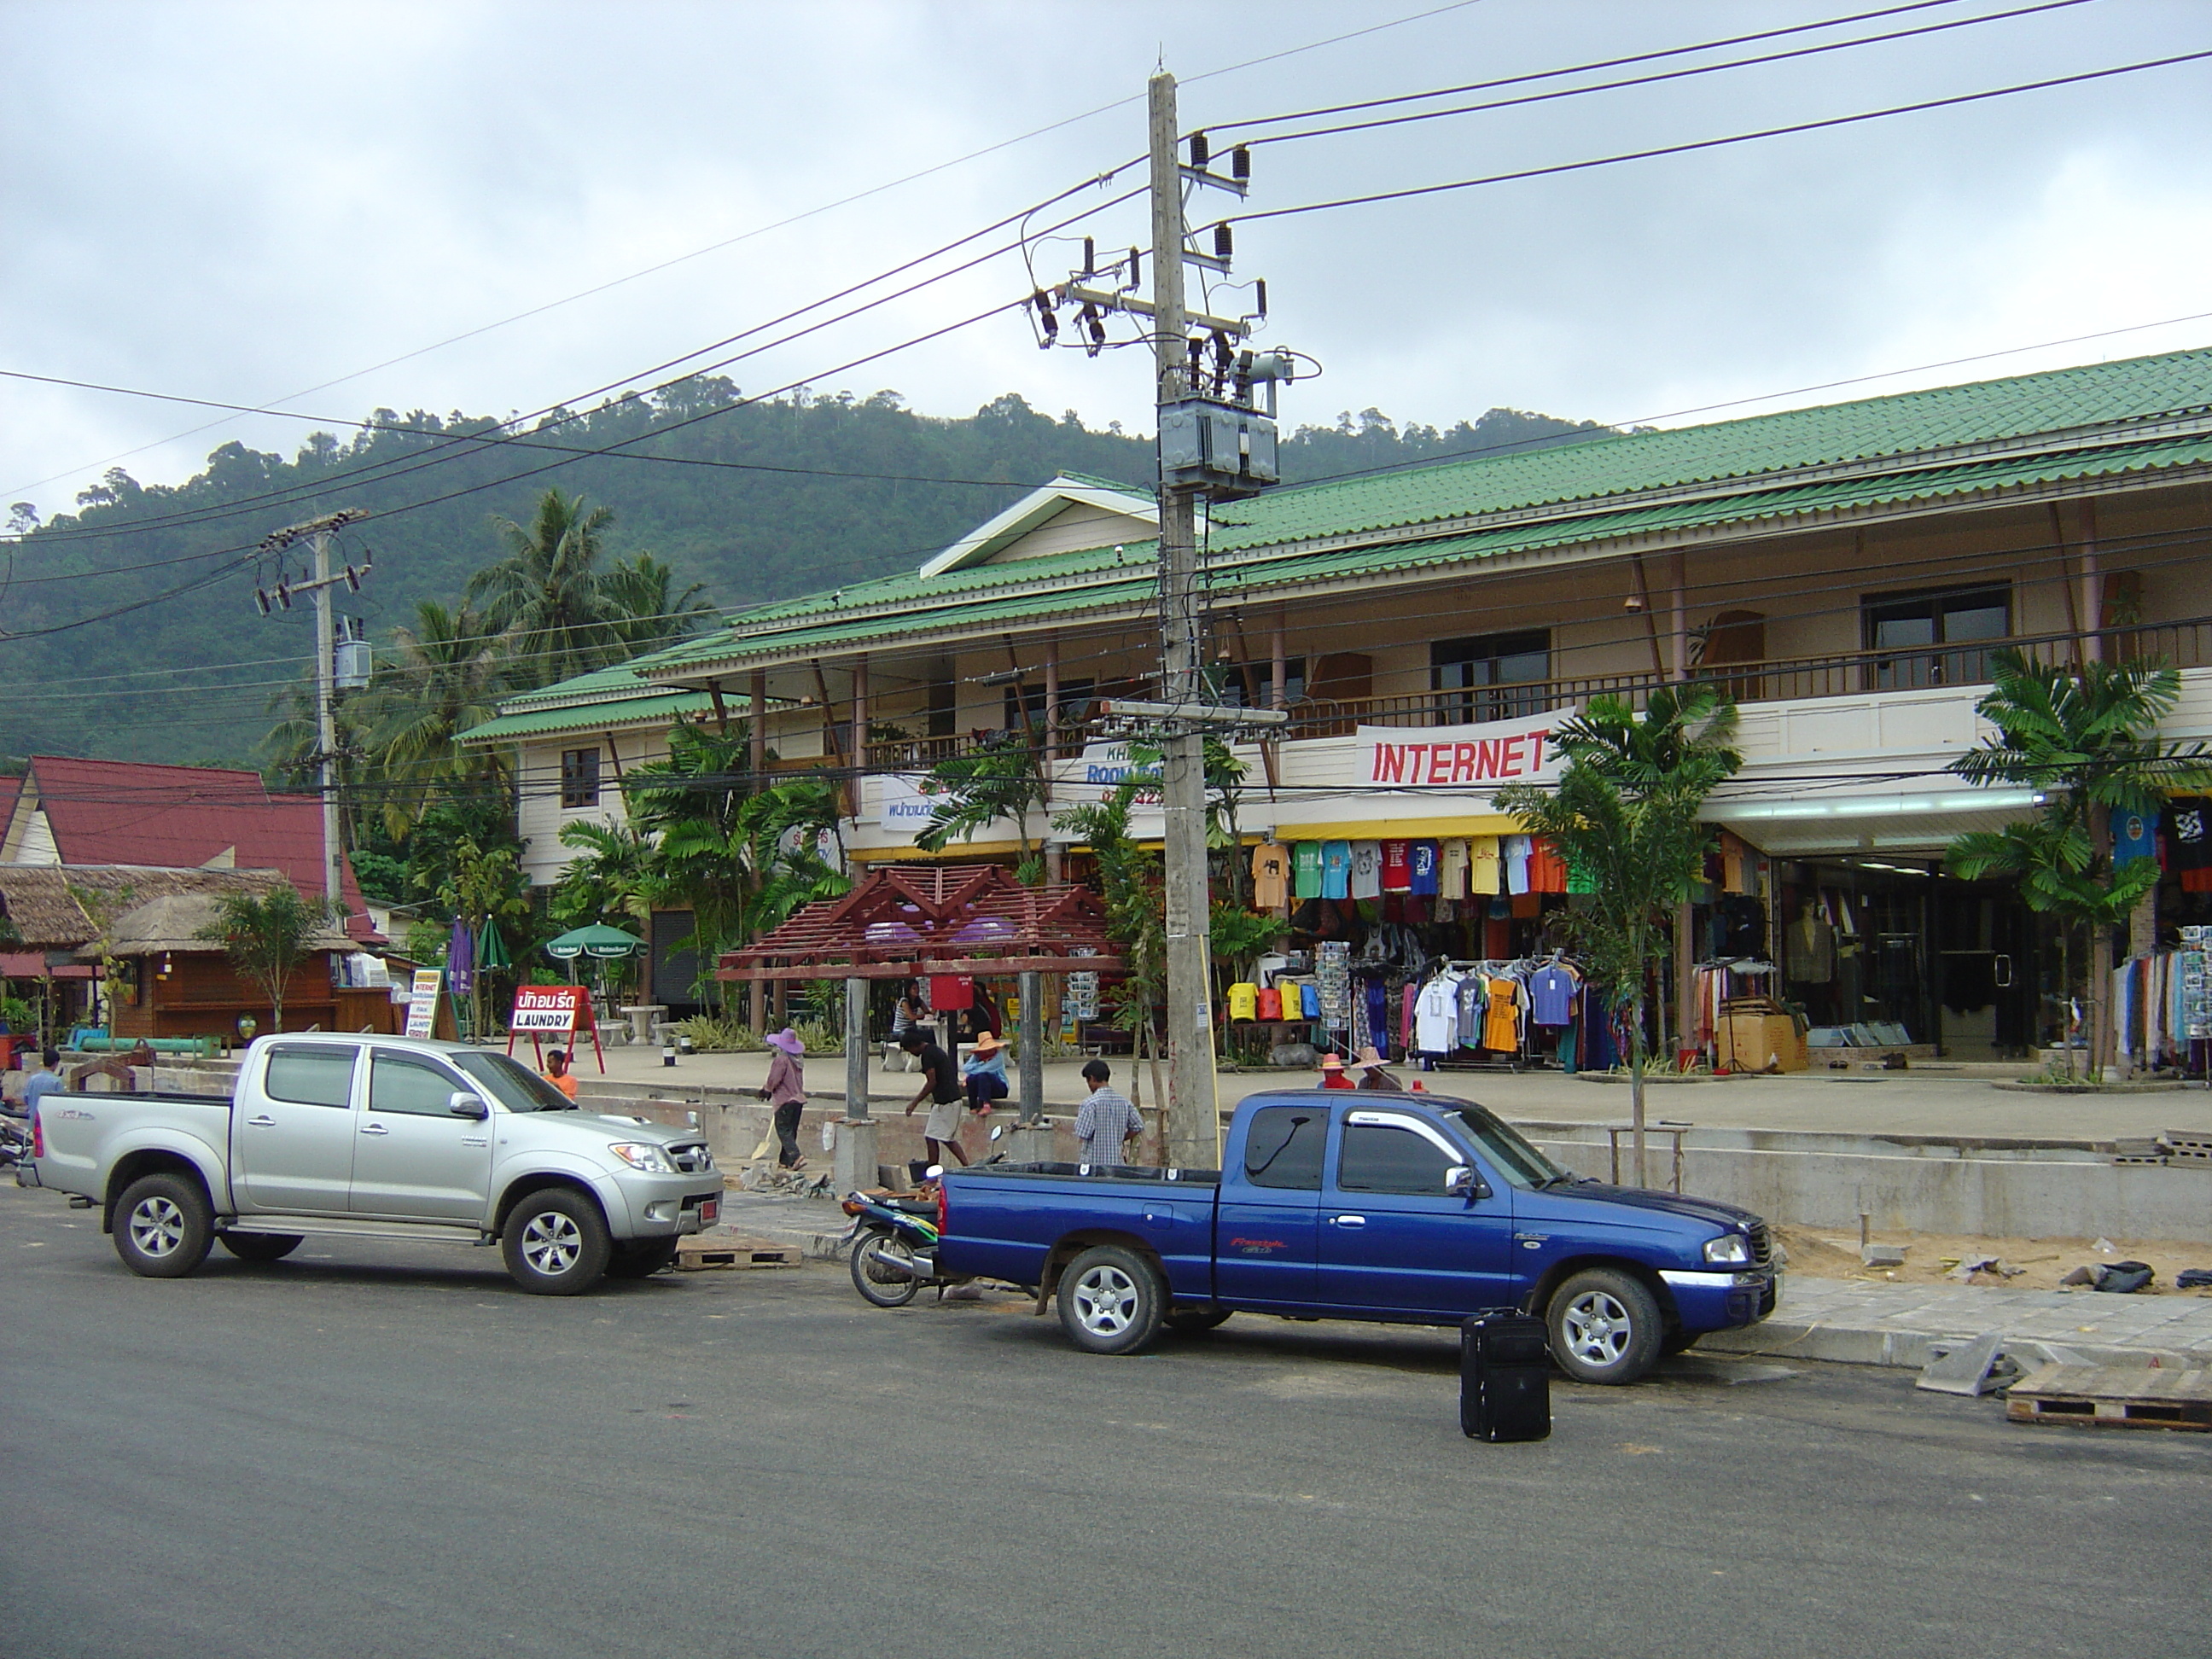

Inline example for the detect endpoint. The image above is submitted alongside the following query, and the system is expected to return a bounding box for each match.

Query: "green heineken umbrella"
[474,919,512,971]
[544,923,644,962]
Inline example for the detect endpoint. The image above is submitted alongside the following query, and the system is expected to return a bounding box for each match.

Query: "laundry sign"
[1356,708,1575,789]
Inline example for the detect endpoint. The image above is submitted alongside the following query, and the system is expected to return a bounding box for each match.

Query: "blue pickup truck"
[935,1091,1778,1383]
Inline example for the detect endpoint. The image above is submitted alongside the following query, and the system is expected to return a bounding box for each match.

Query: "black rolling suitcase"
[1461,1310,1551,1442]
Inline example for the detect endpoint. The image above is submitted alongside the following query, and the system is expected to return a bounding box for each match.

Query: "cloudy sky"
[3,0,2209,522]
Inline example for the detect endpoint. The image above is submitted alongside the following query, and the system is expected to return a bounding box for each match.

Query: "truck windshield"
[452,1051,579,1113]
[1447,1106,1569,1190]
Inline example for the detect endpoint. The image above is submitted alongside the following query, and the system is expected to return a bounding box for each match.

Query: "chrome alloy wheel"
[127,1195,187,1259]
[1071,1263,1140,1336]
[1561,1289,1634,1369]
[519,1208,583,1277]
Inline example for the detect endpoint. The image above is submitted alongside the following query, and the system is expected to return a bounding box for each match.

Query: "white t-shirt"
[1348,840,1382,899]
[1414,978,1460,1054]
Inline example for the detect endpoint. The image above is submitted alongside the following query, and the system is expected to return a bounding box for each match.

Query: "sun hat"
[1318,1052,1346,1072]
[765,1028,805,1055]
[1351,1045,1393,1072]
[970,1030,1005,1053]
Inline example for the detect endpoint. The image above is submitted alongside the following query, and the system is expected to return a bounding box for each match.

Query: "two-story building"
[466,347,2212,1061]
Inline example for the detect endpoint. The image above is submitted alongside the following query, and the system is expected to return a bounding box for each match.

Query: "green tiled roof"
[461,689,717,742]
[642,345,2212,677]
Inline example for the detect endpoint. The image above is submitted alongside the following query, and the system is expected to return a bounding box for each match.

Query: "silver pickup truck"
[18,1032,722,1294]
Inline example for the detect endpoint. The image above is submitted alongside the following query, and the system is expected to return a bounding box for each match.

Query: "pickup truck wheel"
[114,1173,213,1279]
[605,1238,679,1279]
[1057,1245,1165,1355]
[501,1190,610,1295]
[849,1231,923,1307]
[219,1232,303,1264]
[1165,1307,1233,1335]
[1546,1267,1662,1384]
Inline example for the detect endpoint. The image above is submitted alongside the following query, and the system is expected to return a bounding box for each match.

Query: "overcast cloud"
[3,0,2209,523]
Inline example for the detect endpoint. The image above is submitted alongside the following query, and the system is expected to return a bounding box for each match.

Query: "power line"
[1225,49,2212,230]
[0,0,1479,508]
[1231,0,2095,151]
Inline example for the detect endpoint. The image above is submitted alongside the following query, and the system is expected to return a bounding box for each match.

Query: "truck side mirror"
[448,1091,490,1121]
[1446,1165,1487,1200]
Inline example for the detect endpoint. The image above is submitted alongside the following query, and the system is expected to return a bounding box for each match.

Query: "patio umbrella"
[474,919,512,974]
[544,922,644,988]
[445,915,474,997]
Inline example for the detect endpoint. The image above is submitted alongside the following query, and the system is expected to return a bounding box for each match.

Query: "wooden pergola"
[717,864,1125,982]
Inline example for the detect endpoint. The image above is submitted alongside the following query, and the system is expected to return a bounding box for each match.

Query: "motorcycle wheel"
[849,1230,923,1307]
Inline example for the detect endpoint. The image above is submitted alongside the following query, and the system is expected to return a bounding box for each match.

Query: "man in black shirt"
[899,1029,969,1167]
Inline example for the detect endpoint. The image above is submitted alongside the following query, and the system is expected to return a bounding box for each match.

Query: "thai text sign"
[511,984,590,1034]
[1356,709,1575,789]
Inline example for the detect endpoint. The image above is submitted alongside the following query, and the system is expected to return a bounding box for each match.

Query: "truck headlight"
[608,1142,676,1174]
[1703,1232,1752,1266]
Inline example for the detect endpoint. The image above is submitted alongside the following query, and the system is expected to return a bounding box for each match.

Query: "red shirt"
[1380,841,1412,892]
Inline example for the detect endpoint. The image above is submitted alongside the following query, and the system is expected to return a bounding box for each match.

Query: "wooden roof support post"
[1628,551,1665,677]
[748,669,768,781]
[707,678,731,734]
[1670,550,1691,683]
[2078,498,2104,665]
[812,660,847,765]
[847,655,870,825]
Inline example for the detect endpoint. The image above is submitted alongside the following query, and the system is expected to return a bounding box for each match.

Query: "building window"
[560,747,601,810]
[1862,585,2009,689]
[1003,678,1095,734]
[1433,630,1550,722]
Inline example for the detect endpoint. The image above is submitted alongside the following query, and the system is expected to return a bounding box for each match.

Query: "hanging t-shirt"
[1348,840,1383,899]
[1380,841,1412,892]
[1437,839,1470,898]
[1527,839,1568,894]
[1292,841,1324,899]
[1226,982,1259,1022]
[1502,835,1533,896]
[2170,799,2212,870]
[1483,976,1523,1051]
[1414,978,1459,1053]
[1321,841,1353,900]
[1407,840,1440,895]
[2113,810,2160,866]
[1528,963,1578,1027]
[1253,841,1292,909]
[1469,836,1503,894]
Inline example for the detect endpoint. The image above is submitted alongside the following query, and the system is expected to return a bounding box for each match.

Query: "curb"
[1698,1318,2207,1372]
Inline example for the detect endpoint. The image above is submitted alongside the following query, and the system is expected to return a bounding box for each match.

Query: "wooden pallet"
[674,1234,805,1272]
[2007,1364,2212,1431]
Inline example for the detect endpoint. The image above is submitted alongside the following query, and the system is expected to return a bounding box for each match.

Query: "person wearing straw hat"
[963,1028,1010,1114]
[1350,1045,1407,1092]
[755,1027,808,1170]
[1317,1053,1355,1090]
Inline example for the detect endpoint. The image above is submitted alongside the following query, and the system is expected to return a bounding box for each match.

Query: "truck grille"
[670,1142,714,1173]
[1748,1222,1773,1266]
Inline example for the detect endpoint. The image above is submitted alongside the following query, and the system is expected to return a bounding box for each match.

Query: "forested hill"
[0,385,1610,765]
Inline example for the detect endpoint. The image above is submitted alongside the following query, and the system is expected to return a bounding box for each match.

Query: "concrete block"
[1862,1244,1907,1268]
[1917,1330,2006,1394]
[831,1116,880,1196]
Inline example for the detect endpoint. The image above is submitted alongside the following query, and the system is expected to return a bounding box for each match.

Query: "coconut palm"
[469,487,623,689]
[1495,683,1742,1185]
[359,599,510,838]
[1946,649,2212,1074]
[598,551,719,655]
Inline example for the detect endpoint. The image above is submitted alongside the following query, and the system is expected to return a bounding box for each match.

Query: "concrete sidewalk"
[1702,1274,2212,1371]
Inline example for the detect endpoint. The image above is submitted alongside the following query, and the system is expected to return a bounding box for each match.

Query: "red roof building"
[0,756,380,941]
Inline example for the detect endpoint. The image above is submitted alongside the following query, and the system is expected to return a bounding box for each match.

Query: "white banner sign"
[1354,708,1575,789]
[874,772,940,832]
[404,969,443,1039]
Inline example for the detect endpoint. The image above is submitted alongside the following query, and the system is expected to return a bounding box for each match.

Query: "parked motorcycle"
[841,1184,951,1308]
[0,1112,32,1171]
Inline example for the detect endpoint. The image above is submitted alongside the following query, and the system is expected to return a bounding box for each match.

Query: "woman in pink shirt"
[758,1028,807,1170]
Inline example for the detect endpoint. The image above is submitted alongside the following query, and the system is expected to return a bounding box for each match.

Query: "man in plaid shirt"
[1073,1060,1144,1167]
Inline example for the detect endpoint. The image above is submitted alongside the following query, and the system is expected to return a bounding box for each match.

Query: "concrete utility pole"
[1148,70,1219,1173]
[254,509,369,914]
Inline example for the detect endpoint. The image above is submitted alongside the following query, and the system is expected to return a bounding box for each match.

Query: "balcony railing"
[862,617,2212,768]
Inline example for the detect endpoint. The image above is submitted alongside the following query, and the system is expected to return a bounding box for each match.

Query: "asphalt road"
[3,1183,2205,1659]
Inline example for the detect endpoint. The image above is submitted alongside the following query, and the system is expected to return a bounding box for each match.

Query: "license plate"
[698,1198,719,1226]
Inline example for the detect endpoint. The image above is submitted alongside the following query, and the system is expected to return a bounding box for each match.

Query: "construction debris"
[1916,1331,2007,1396]
[674,1234,805,1272]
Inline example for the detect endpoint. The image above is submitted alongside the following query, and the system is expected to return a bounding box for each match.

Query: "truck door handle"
[245,1115,276,1128]
[359,1122,389,1136]
[1331,1214,1366,1227]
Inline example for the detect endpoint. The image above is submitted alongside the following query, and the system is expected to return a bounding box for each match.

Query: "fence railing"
[862,617,2212,766]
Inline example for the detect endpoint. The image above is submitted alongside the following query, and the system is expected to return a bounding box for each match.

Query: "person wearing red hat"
[1318,1053,1355,1090]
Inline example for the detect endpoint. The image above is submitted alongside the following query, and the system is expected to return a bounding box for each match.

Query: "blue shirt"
[2113,810,2159,866]
[20,1069,62,1114]
[1320,841,1352,899]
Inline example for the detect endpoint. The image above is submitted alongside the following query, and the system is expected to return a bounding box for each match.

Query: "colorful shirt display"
[1348,840,1382,899]
[1380,840,1412,892]
[1253,841,1291,909]
[1470,836,1502,894]
[1293,841,1324,899]
[1407,840,1439,895]
[1321,841,1353,899]
[1437,839,1470,898]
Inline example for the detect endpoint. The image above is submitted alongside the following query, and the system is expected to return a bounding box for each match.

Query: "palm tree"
[1495,683,1741,1185]
[1946,649,2212,1075]
[598,552,719,655]
[469,487,622,689]
[358,599,510,839]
